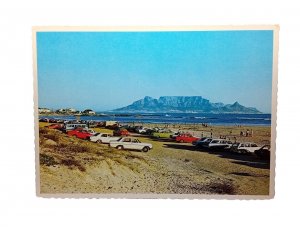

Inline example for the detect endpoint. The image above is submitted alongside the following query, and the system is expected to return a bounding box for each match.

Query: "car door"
[101,133,108,143]
[131,139,141,150]
[122,137,132,149]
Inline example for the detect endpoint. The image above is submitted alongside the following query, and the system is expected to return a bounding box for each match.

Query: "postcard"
[33,26,278,199]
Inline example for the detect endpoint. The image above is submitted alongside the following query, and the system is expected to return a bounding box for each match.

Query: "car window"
[102,134,107,137]
[123,138,131,142]
[132,139,139,143]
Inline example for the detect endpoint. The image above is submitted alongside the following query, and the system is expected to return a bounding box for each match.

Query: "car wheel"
[240,149,248,154]
[117,145,124,150]
[97,140,102,144]
[142,146,149,152]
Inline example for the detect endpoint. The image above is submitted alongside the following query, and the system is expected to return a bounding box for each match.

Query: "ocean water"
[42,113,272,126]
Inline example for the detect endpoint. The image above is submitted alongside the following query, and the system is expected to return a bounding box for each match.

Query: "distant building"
[83,109,96,115]
[66,108,77,113]
[38,108,52,114]
[56,108,67,114]
[56,108,80,114]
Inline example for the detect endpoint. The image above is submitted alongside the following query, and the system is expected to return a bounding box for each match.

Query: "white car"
[137,127,148,134]
[109,137,153,152]
[90,133,120,143]
[230,142,262,154]
[86,129,97,135]
[204,139,232,150]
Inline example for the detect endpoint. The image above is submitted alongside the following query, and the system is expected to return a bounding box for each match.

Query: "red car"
[46,123,63,130]
[113,128,130,136]
[176,134,200,143]
[67,129,93,140]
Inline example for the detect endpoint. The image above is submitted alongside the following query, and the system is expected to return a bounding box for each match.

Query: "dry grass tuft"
[40,153,58,166]
[205,180,236,195]
[61,159,86,172]
[43,134,60,142]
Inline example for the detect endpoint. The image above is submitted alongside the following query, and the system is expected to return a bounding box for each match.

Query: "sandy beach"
[38,122,271,195]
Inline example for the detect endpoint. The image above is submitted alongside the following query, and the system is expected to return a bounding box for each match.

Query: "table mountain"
[113,96,261,113]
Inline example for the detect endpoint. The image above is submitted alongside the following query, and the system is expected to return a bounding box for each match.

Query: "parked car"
[67,129,93,140]
[134,126,143,133]
[176,134,200,143]
[144,128,155,135]
[46,123,64,130]
[137,127,149,134]
[39,118,49,122]
[113,128,130,136]
[230,142,261,154]
[106,124,119,130]
[194,138,213,148]
[170,132,182,139]
[152,130,173,138]
[254,145,271,159]
[192,137,208,145]
[204,139,233,150]
[90,133,120,144]
[49,118,58,123]
[87,121,97,128]
[152,127,164,132]
[85,129,97,135]
[64,123,88,132]
[109,137,153,152]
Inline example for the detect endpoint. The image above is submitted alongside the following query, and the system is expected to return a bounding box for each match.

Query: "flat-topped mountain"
[113,96,261,113]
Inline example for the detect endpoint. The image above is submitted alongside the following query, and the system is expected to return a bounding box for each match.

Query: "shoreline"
[38,114,271,127]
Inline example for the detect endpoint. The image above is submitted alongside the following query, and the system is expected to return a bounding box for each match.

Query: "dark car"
[254,145,270,160]
[192,137,208,145]
[194,138,213,148]
[113,128,130,136]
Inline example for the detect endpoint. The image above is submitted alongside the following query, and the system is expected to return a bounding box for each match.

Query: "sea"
[42,113,272,126]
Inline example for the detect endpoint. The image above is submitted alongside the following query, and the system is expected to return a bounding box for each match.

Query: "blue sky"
[37,30,273,113]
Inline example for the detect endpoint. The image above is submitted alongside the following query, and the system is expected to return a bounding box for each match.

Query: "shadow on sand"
[163,143,270,170]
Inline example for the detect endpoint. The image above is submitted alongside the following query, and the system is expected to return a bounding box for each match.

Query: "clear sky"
[37,30,273,113]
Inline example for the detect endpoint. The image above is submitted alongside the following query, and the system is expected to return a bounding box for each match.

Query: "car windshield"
[94,133,100,136]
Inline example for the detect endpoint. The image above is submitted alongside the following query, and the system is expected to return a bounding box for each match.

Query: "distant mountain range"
[113,96,261,114]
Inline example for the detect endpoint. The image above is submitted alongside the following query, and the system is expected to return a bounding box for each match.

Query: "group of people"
[240,129,253,137]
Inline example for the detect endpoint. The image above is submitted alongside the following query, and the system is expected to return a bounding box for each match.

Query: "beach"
[38,122,271,195]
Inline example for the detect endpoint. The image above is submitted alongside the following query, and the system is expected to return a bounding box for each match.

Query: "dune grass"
[39,125,147,174]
